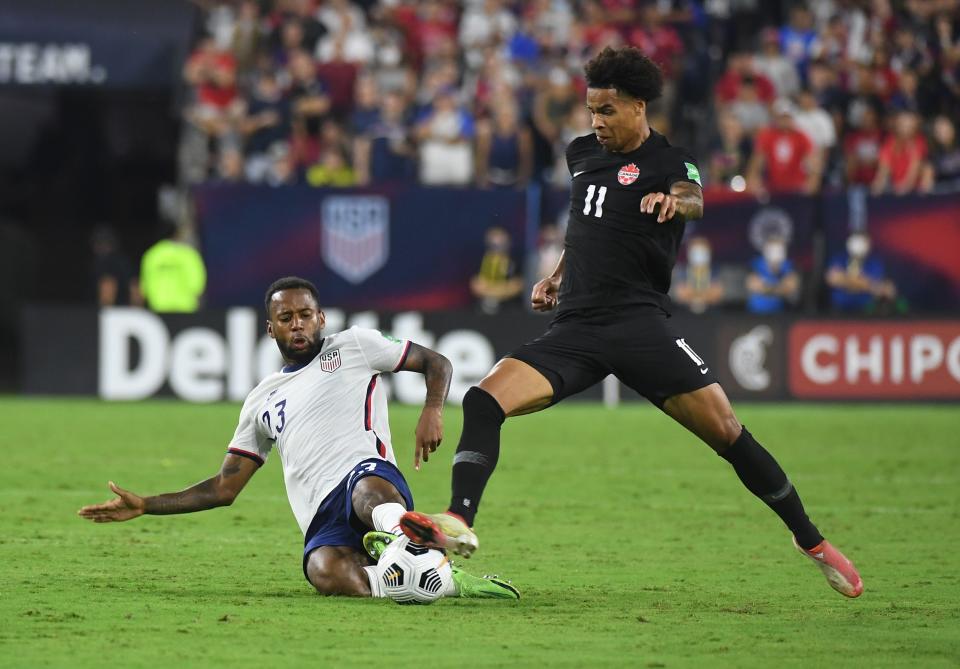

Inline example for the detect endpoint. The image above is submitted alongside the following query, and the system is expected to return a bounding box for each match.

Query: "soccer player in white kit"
[79,277,518,600]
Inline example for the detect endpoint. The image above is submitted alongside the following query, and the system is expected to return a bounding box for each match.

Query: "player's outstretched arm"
[397,343,452,469]
[77,453,258,522]
[640,182,704,223]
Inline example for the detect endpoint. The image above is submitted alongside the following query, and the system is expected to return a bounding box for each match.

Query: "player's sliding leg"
[374,534,520,600]
[305,545,384,596]
[400,358,554,557]
[662,383,863,598]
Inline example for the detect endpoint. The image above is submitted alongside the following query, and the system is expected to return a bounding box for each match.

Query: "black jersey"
[559,130,702,314]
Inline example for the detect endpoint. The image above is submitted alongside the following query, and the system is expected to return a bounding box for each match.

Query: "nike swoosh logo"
[573,170,585,178]
[700,367,709,375]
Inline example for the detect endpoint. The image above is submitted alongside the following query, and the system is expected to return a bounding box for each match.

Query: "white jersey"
[228,326,411,535]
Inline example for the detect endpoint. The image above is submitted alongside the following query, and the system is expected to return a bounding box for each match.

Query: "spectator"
[707,112,752,189]
[673,236,724,314]
[353,91,417,185]
[826,231,897,313]
[475,101,533,189]
[181,37,242,170]
[183,35,240,139]
[626,3,683,119]
[794,88,837,152]
[888,68,921,113]
[266,0,326,57]
[350,74,381,135]
[230,0,263,74]
[714,51,776,107]
[215,144,246,183]
[746,99,820,196]
[239,71,291,181]
[872,110,927,195]
[753,27,800,99]
[843,103,883,187]
[727,75,771,134]
[140,224,207,314]
[533,66,580,181]
[470,227,524,314]
[316,9,374,65]
[746,235,799,314]
[920,115,960,193]
[90,227,139,307]
[459,0,518,70]
[414,86,476,186]
[306,147,356,187]
[779,6,818,78]
[287,49,332,165]
[265,142,300,187]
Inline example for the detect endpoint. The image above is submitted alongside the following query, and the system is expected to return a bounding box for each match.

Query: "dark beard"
[277,337,324,365]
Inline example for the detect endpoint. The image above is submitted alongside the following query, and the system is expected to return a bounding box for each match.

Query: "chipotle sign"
[789,321,960,399]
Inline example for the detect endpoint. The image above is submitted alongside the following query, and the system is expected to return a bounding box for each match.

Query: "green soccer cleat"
[451,566,520,600]
[362,531,396,561]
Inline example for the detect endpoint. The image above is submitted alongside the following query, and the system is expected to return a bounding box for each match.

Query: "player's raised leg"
[400,358,555,556]
[662,383,863,598]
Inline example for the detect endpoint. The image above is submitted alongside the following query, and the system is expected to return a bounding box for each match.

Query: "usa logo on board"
[618,163,639,185]
[321,195,390,284]
[319,350,341,373]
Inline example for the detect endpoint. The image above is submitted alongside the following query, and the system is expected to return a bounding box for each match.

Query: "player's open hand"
[77,481,146,523]
[641,192,679,223]
[531,276,561,311]
[414,408,443,470]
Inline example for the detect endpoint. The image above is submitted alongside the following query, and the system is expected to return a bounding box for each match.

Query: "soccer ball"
[379,536,453,605]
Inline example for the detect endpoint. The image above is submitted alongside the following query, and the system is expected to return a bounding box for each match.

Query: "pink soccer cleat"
[793,537,864,598]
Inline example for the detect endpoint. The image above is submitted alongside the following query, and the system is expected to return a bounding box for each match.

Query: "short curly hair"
[264,276,320,316]
[584,46,664,102]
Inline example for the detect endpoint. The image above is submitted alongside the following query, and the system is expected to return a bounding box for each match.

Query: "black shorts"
[507,305,717,408]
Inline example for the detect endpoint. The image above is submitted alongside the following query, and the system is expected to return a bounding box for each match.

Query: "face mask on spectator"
[763,242,786,265]
[847,236,870,258]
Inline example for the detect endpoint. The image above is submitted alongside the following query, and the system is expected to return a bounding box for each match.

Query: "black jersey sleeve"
[662,147,703,191]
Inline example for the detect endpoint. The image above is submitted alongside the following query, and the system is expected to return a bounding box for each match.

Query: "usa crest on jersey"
[319,350,342,373]
[618,163,640,185]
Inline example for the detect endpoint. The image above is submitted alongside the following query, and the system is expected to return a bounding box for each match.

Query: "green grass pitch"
[1,398,958,668]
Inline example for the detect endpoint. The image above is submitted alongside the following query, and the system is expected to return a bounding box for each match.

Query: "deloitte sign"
[90,308,499,403]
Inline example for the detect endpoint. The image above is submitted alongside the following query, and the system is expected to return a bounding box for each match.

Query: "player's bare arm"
[640,181,704,223]
[531,249,565,312]
[77,453,258,522]
[397,343,452,468]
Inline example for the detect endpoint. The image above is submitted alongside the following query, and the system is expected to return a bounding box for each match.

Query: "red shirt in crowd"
[628,26,684,76]
[187,49,237,109]
[843,128,883,185]
[755,126,814,192]
[878,135,928,190]
[714,70,776,105]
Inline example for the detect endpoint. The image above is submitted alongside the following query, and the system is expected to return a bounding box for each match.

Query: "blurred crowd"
[181,0,960,196]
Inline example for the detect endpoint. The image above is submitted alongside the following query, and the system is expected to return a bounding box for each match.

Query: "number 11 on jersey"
[583,185,607,218]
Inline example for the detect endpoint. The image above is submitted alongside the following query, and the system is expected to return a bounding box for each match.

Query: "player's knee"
[351,477,404,519]
[712,413,743,451]
[462,386,506,423]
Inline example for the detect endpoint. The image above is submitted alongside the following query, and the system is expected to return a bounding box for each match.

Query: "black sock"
[448,386,505,526]
[720,426,823,550]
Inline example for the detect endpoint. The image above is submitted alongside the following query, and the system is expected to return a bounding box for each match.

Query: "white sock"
[442,556,459,597]
[371,502,406,536]
[363,565,385,598]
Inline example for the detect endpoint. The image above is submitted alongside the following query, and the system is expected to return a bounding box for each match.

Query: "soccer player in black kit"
[402,46,863,598]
